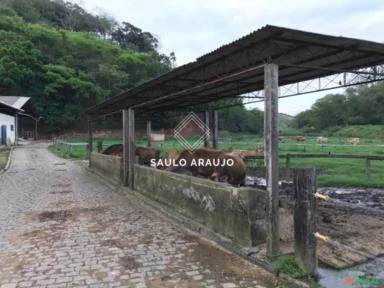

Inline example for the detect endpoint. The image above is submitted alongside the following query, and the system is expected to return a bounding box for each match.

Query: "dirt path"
[0,143,277,288]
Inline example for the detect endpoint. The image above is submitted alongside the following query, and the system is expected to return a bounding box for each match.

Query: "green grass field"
[49,133,384,187]
[0,149,10,171]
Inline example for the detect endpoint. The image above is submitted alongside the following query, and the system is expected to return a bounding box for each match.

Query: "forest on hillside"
[0,0,175,132]
[292,83,384,133]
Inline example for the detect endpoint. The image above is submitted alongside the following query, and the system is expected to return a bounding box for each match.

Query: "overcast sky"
[79,0,384,115]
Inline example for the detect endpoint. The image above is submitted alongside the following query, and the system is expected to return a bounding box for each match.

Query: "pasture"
[50,134,384,187]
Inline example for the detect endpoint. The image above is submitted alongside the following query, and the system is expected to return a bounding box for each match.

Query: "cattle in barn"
[102,144,122,156]
[156,149,181,170]
[294,136,306,142]
[102,144,160,166]
[135,146,161,166]
[348,137,360,145]
[171,148,246,186]
[210,153,246,186]
[317,136,328,144]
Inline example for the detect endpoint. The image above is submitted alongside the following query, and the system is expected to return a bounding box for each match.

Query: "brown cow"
[156,149,181,170]
[102,144,160,166]
[102,144,122,156]
[294,135,306,142]
[135,146,160,166]
[171,148,246,186]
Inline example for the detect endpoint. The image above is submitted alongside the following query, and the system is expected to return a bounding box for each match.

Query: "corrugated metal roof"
[86,25,384,116]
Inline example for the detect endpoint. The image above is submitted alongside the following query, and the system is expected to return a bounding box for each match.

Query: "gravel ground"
[0,143,275,288]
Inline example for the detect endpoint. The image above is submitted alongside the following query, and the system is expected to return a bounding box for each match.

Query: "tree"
[111,22,158,52]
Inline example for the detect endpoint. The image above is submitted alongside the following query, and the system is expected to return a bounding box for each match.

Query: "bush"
[272,255,306,279]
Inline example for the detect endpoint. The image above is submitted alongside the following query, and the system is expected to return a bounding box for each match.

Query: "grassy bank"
[0,148,10,171]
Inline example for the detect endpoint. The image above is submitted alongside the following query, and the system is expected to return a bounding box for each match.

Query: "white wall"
[0,113,16,145]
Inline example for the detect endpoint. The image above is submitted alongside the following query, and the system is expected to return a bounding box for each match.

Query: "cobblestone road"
[0,143,276,288]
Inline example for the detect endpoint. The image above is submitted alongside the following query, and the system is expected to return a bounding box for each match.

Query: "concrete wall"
[90,152,123,183]
[134,165,268,247]
[0,113,15,145]
[89,153,273,247]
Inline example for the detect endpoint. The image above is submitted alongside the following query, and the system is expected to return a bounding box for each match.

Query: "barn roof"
[0,100,22,116]
[86,25,384,116]
[0,96,30,109]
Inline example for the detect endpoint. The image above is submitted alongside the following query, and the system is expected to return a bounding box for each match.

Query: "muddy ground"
[245,170,384,269]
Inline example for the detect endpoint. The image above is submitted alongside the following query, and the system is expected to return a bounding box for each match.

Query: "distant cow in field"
[229,149,262,159]
[294,136,306,142]
[348,137,360,145]
[317,136,328,144]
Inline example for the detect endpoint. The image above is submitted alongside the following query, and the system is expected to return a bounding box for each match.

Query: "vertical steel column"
[264,63,280,260]
[147,120,152,147]
[204,111,210,147]
[212,110,218,149]
[87,119,93,164]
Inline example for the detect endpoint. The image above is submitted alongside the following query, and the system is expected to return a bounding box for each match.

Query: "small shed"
[0,100,21,145]
[0,96,38,144]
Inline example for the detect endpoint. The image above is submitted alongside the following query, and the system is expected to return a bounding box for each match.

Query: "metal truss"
[241,64,384,107]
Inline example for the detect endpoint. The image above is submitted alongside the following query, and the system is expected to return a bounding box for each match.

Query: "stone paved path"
[0,143,275,288]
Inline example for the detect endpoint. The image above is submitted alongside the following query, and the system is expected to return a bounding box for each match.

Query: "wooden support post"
[123,109,129,186]
[293,168,318,278]
[204,110,210,147]
[87,120,93,164]
[128,108,135,189]
[212,110,218,149]
[285,153,291,179]
[366,158,371,179]
[147,120,152,147]
[264,63,280,260]
[123,108,135,189]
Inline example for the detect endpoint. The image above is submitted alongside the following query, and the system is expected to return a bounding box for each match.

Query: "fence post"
[285,153,291,179]
[366,158,371,179]
[293,168,318,278]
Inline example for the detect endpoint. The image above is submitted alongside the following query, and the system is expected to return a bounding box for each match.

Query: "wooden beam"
[212,110,218,149]
[128,108,135,190]
[204,111,210,147]
[293,168,318,278]
[147,119,151,147]
[264,63,280,260]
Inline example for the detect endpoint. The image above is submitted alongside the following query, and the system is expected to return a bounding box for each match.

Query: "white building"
[0,97,31,146]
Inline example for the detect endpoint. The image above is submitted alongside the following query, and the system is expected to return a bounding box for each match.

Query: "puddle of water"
[246,175,384,210]
[318,257,384,288]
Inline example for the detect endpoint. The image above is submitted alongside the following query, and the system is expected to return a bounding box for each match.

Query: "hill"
[0,0,174,133]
